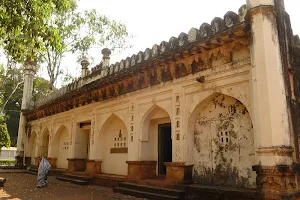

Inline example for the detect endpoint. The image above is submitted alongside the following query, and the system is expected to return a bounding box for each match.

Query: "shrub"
[0,159,15,166]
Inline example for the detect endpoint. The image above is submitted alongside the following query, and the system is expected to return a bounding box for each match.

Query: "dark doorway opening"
[158,123,172,175]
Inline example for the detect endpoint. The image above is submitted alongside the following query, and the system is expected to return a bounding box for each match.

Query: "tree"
[0,62,23,115]
[0,64,13,148]
[0,0,73,62]
[0,61,50,146]
[0,116,10,148]
[32,77,51,103]
[42,6,131,90]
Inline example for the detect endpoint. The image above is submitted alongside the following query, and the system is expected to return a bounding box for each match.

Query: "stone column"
[47,120,57,168]
[247,0,296,198]
[163,90,193,183]
[84,111,102,176]
[16,59,36,166]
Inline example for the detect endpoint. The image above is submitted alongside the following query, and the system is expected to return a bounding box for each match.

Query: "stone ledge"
[126,161,157,165]
[47,157,57,168]
[164,162,193,183]
[255,146,294,156]
[186,184,261,200]
[164,162,193,167]
[126,161,157,180]
[67,158,85,161]
[85,160,102,175]
[67,158,86,172]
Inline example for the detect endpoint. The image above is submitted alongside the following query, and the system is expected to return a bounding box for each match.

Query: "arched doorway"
[40,128,50,158]
[52,126,69,169]
[188,93,255,188]
[74,121,91,161]
[27,131,37,165]
[140,106,172,175]
[96,114,128,175]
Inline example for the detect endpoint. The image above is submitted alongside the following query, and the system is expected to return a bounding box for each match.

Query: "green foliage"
[0,61,50,146]
[0,159,16,166]
[42,4,131,89]
[0,116,11,148]
[0,63,24,110]
[0,0,73,62]
[32,77,51,103]
[1,0,131,90]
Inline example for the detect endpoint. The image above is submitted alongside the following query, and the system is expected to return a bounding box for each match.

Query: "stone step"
[26,170,38,175]
[56,176,89,185]
[118,182,185,199]
[29,168,38,172]
[59,173,93,182]
[114,187,181,200]
[26,167,38,175]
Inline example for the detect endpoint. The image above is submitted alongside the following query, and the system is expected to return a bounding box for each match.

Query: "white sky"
[6,0,300,86]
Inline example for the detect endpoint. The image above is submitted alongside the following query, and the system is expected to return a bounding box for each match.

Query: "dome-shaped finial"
[81,59,90,69]
[101,48,111,68]
[80,59,90,78]
[101,48,111,58]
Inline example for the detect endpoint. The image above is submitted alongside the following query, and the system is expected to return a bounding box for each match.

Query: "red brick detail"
[67,158,86,172]
[47,157,57,168]
[126,161,157,180]
[164,162,193,182]
[85,160,102,176]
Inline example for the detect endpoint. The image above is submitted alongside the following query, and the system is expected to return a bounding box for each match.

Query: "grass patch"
[0,159,16,166]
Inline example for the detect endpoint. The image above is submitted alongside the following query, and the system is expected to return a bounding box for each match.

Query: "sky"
[75,0,300,63]
[55,0,299,81]
[4,0,300,86]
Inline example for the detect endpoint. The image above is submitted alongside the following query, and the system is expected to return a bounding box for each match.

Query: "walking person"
[36,157,51,188]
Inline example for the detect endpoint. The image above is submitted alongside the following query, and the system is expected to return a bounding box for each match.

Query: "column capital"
[255,146,294,156]
[247,0,274,9]
[246,5,275,19]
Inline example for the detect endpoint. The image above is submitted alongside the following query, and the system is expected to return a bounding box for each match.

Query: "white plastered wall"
[49,125,69,169]
[28,44,253,178]
[97,114,128,175]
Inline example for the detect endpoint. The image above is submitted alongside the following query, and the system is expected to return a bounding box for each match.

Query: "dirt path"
[0,173,146,200]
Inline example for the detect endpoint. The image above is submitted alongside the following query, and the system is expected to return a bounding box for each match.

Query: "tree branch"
[0,80,24,115]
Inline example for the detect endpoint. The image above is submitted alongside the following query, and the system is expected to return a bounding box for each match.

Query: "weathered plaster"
[191,94,255,188]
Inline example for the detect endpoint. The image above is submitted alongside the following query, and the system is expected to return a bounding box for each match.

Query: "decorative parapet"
[31,5,248,119]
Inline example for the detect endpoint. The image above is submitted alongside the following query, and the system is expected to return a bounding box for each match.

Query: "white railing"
[0,147,17,160]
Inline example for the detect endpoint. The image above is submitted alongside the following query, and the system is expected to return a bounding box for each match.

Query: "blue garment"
[36,157,51,188]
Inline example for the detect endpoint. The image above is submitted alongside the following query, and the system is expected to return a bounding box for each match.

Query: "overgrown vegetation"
[0,0,131,146]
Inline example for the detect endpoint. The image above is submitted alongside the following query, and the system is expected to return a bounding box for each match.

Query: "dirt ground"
[0,173,146,200]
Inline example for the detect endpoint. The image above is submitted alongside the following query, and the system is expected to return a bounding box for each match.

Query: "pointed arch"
[188,91,252,122]
[41,126,50,137]
[139,104,172,174]
[140,104,172,142]
[27,131,37,165]
[186,92,255,188]
[51,125,69,169]
[95,113,128,175]
[39,127,50,158]
[96,113,127,141]
[53,125,68,141]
